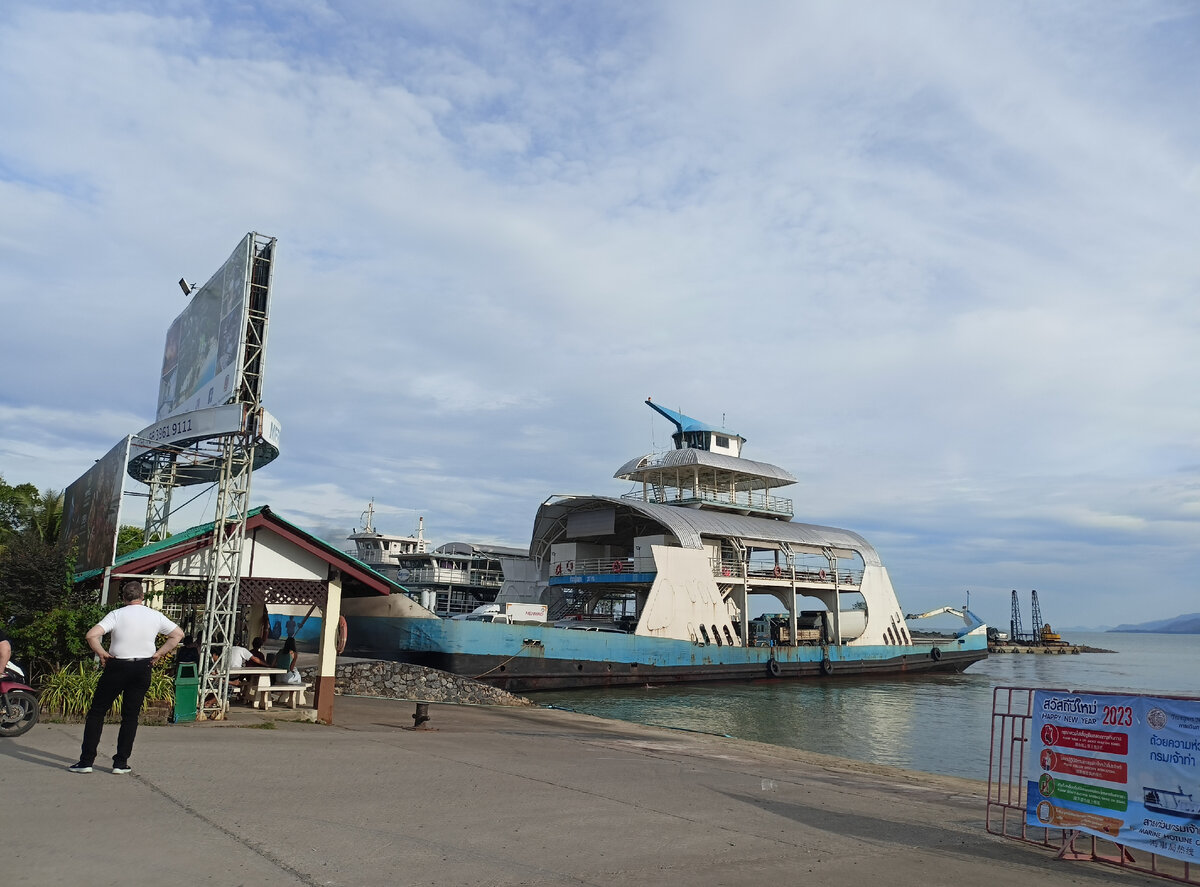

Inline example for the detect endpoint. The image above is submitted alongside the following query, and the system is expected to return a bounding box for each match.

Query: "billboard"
[156,234,254,422]
[1027,689,1200,863]
[62,436,131,574]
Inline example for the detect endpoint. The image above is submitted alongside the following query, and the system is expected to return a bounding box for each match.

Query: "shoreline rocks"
[299,658,532,707]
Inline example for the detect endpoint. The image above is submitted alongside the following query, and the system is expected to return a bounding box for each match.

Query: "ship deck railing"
[346,559,504,588]
[553,557,861,587]
[620,488,793,518]
[554,558,639,578]
[715,561,862,586]
[401,567,504,588]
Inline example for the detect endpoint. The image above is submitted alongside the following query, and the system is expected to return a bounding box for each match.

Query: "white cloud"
[2,1,1199,625]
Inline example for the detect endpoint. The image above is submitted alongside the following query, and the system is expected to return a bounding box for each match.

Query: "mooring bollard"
[412,702,430,728]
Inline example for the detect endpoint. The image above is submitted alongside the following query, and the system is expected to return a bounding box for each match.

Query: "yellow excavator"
[1040,623,1064,644]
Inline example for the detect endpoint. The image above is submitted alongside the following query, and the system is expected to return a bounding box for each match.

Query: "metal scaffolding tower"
[197,427,257,718]
[197,234,275,718]
[142,451,177,544]
[1010,589,1025,643]
[1030,589,1044,645]
[127,232,278,720]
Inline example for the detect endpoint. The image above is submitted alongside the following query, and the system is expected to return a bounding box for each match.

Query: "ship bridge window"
[715,435,729,448]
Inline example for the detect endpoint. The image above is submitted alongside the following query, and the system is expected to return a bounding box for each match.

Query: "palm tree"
[27,489,65,547]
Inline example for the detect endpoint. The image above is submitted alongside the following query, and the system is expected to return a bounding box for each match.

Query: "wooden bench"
[254,683,311,710]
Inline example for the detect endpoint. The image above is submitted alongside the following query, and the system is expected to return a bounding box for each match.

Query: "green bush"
[6,604,106,679]
[38,661,176,720]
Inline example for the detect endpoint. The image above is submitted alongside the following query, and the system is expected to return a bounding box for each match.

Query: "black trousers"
[79,658,152,765]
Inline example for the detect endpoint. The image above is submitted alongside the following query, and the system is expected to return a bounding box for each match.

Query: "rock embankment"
[299,658,532,707]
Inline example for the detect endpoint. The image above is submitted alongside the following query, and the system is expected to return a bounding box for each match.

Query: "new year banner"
[1028,690,1200,862]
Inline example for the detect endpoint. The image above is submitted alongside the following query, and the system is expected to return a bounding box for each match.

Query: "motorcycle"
[0,663,39,737]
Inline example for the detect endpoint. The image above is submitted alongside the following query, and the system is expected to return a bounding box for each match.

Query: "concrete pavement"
[0,697,1161,886]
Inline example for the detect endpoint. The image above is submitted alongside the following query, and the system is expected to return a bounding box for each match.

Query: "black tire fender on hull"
[384,646,988,692]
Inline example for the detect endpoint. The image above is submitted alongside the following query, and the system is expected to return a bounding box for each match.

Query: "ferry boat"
[341,399,989,691]
[1144,785,1200,820]
[346,502,530,616]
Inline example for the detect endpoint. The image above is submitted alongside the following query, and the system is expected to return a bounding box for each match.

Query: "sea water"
[529,632,1200,781]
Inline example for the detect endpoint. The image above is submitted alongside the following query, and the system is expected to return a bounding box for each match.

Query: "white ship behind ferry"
[346,503,529,616]
[342,399,988,691]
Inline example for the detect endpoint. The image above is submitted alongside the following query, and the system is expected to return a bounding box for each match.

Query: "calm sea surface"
[529,633,1200,782]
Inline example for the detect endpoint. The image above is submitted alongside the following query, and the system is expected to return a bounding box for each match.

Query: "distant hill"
[1108,613,1200,634]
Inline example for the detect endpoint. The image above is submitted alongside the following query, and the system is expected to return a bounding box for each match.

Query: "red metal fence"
[987,686,1199,883]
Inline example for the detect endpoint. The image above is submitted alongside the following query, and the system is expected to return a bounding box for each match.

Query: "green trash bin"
[172,662,199,723]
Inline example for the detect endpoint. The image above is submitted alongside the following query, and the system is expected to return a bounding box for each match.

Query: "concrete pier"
[2,697,1156,886]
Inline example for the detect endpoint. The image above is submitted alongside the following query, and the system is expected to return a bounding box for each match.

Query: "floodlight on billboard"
[62,436,131,574]
[156,234,255,422]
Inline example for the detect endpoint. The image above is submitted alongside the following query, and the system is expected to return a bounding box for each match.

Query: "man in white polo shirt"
[69,580,183,774]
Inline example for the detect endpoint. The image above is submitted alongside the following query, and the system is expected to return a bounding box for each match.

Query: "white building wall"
[162,527,329,581]
[242,530,329,579]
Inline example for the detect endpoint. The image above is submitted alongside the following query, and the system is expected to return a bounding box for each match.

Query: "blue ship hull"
[344,616,988,691]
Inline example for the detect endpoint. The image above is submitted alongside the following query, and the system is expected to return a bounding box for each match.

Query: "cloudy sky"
[2,2,1198,629]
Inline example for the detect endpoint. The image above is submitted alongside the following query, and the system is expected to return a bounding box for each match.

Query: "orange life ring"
[612,560,623,574]
[722,568,731,577]
[818,569,827,581]
[335,614,348,654]
[773,565,782,578]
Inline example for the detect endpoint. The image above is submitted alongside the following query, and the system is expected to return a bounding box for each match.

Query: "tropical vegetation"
[38,660,176,720]
[0,475,89,674]
[2,471,181,720]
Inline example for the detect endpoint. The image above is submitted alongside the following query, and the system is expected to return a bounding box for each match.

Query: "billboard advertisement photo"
[157,234,254,421]
[61,436,132,574]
